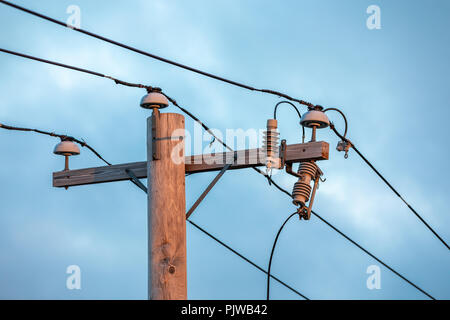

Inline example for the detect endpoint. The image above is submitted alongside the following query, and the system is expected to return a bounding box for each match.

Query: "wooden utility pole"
[147,112,186,300]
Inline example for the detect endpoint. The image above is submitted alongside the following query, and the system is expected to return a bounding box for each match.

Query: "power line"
[0,122,111,165]
[0,46,233,158]
[0,0,315,108]
[0,122,155,191]
[267,211,298,300]
[0,118,310,299]
[0,47,233,154]
[311,209,435,300]
[188,219,309,300]
[150,85,438,299]
[263,174,436,300]
[0,48,149,89]
[2,1,445,252]
[273,101,302,120]
[329,123,450,251]
[4,0,445,253]
[168,101,436,299]
[0,40,437,300]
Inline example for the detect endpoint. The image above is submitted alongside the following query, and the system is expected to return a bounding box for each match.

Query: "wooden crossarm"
[53,141,329,188]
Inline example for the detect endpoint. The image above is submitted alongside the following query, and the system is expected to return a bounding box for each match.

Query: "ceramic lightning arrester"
[262,119,281,174]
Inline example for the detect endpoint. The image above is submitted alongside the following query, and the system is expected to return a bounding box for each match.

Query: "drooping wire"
[267,211,299,300]
[274,101,302,120]
[188,219,309,300]
[0,0,315,108]
[323,107,348,138]
[328,122,449,251]
[273,100,305,143]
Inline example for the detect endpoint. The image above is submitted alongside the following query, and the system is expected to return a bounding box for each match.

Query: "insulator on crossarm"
[300,105,329,142]
[53,139,80,190]
[262,119,280,173]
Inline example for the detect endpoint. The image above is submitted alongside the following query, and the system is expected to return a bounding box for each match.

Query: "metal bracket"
[279,139,287,169]
[336,140,352,159]
[186,152,237,219]
[154,136,184,142]
[152,109,160,160]
[125,169,148,193]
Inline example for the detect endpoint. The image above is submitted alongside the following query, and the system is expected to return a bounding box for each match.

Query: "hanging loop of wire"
[267,211,300,300]
[273,101,302,120]
[273,100,306,144]
[323,107,348,138]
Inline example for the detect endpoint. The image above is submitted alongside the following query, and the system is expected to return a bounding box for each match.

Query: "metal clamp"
[152,108,160,160]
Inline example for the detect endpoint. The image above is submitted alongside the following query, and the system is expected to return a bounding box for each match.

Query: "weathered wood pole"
[147,111,186,300]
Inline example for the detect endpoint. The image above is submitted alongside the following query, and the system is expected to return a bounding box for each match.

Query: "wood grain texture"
[147,112,186,300]
[53,141,329,188]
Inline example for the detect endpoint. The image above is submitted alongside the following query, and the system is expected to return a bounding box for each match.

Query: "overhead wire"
[2,1,447,251]
[175,104,436,299]
[329,121,449,251]
[0,122,308,299]
[0,0,315,108]
[0,39,439,299]
[0,123,157,191]
[273,100,305,143]
[0,122,111,165]
[264,173,436,300]
[266,211,299,300]
[0,48,150,90]
[188,219,309,300]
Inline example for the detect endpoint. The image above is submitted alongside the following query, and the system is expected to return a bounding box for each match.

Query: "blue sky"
[0,0,449,299]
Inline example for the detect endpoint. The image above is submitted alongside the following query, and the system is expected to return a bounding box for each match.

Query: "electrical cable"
[266,211,299,300]
[273,100,305,143]
[0,122,155,191]
[0,48,149,90]
[329,123,450,251]
[0,47,232,153]
[311,209,435,300]
[3,1,444,251]
[264,174,436,300]
[274,101,302,120]
[0,0,315,108]
[188,219,309,300]
[0,122,111,165]
[0,36,439,299]
[323,107,348,137]
[161,99,437,299]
